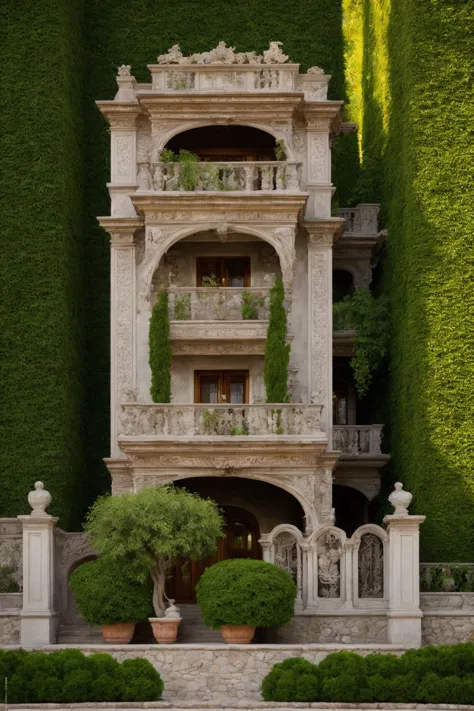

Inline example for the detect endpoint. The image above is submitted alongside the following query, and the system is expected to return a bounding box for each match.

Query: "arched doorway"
[165,125,277,161]
[168,505,261,603]
[332,485,369,536]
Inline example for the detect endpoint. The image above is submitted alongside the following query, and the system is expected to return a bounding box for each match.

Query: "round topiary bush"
[262,657,320,702]
[196,558,297,629]
[69,558,154,625]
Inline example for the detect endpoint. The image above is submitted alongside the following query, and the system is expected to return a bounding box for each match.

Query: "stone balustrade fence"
[333,425,383,455]
[167,287,271,321]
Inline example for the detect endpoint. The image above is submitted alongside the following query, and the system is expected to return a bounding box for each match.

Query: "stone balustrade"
[338,203,380,235]
[167,287,271,321]
[137,161,301,192]
[118,403,323,438]
[333,425,383,455]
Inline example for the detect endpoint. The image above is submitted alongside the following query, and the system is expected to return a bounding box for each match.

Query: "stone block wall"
[0,614,20,645]
[266,614,388,644]
[421,593,474,645]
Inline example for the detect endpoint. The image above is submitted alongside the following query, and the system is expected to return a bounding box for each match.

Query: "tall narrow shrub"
[149,292,171,402]
[264,279,290,403]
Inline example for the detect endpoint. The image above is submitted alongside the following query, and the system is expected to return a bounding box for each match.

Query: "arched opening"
[165,125,277,161]
[333,358,357,425]
[65,555,97,626]
[332,485,369,536]
[333,269,355,303]
[169,477,305,602]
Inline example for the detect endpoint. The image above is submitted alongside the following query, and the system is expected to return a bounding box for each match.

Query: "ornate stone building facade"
[94,42,389,610]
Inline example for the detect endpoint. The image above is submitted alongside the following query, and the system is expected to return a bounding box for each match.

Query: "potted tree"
[196,558,297,644]
[84,486,224,643]
[69,557,153,643]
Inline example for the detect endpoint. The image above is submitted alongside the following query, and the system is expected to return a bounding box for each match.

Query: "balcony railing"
[338,204,380,235]
[333,425,383,455]
[167,287,270,321]
[137,161,301,193]
[118,404,323,438]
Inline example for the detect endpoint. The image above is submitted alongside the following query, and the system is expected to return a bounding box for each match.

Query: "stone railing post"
[18,482,58,646]
[384,483,425,647]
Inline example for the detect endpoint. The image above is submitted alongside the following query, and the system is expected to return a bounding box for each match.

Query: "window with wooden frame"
[194,370,249,404]
[196,257,250,288]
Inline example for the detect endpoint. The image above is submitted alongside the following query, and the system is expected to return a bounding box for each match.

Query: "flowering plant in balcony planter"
[84,486,224,643]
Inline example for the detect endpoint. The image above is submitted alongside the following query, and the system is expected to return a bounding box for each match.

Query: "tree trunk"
[150,563,166,617]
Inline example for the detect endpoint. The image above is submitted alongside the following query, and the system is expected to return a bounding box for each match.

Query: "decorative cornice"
[96,103,142,128]
[303,218,344,246]
[170,320,269,342]
[132,192,308,223]
[301,102,343,133]
[172,339,266,356]
[97,216,143,245]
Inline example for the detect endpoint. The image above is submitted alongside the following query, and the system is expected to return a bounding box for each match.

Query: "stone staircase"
[177,603,223,644]
[57,604,223,644]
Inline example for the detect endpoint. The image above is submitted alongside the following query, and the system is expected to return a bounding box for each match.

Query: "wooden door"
[195,370,249,404]
[169,506,261,602]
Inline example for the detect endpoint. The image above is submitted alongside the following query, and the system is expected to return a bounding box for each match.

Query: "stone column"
[18,483,58,646]
[305,220,343,438]
[98,218,141,457]
[384,483,425,647]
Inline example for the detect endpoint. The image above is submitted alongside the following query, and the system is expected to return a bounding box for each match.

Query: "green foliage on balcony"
[264,280,290,403]
[333,288,389,397]
[149,292,171,403]
[343,0,474,558]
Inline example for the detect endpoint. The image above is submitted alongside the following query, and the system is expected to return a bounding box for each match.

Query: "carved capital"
[97,217,143,247]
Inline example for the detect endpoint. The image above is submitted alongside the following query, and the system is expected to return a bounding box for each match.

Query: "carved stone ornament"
[388,482,412,517]
[156,41,291,66]
[0,539,23,591]
[318,533,342,598]
[358,533,384,598]
[117,64,131,76]
[307,66,324,75]
[28,481,52,517]
[274,531,299,583]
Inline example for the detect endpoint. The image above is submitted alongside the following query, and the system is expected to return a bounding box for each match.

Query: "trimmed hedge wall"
[345,0,474,558]
[0,0,86,529]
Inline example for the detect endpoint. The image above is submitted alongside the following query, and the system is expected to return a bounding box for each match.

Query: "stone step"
[177,604,223,644]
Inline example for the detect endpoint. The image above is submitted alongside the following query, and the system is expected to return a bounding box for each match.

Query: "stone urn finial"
[28,481,52,517]
[388,482,412,517]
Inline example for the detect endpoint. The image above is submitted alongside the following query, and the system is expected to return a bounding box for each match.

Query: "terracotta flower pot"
[149,617,182,644]
[220,624,255,644]
[101,622,135,644]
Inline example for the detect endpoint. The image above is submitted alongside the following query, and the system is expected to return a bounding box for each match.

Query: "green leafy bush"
[85,486,224,616]
[264,279,290,402]
[241,291,264,320]
[149,291,172,402]
[69,557,153,625]
[196,558,297,629]
[261,644,474,703]
[0,649,163,702]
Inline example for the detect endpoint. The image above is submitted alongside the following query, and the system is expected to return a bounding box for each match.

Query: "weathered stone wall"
[421,592,474,645]
[0,614,20,644]
[266,614,388,644]
[41,644,406,702]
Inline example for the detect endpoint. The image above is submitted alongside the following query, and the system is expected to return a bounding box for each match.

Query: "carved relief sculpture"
[358,533,384,598]
[318,533,342,597]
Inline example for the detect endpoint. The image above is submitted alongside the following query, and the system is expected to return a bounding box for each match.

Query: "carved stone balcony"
[337,204,380,236]
[333,425,384,455]
[168,287,270,321]
[118,403,324,438]
[138,161,302,193]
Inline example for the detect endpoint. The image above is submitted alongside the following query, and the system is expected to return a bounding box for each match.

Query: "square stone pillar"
[18,483,58,646]
[98,218,142,457]
[302,106,342,219]
[384,483,425,647]
[304,219,343,439]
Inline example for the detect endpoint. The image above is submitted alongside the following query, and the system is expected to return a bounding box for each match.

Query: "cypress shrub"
[149,291,171,403]
[264,279,290,403]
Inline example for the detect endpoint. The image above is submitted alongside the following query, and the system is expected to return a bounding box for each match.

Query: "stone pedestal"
[18,482,58,646]
[384,511,425,647]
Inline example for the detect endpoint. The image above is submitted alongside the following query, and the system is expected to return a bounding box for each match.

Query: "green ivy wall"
[0,0,350,527]
[344,0,474,558]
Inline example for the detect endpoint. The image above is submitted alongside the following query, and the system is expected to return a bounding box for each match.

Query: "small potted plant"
[84,486,224,644]
[196,558,297,644]
[69,557,154,643]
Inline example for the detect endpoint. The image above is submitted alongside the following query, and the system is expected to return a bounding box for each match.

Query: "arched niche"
[141,224,294,296]
[308,526,347,604]
[333,268,355,303]
[164,125,278,161]
[350,524,388,606]
[260,523,304,604]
